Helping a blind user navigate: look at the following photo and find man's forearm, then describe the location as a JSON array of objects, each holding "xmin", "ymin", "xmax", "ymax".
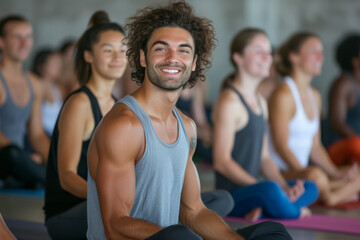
[
  {"xmin": 184, "ymin": 207, "xmax": 244, "ymax": 240},
  {"xmin": 104, "ymin": 216, "xmax": 162, "ymax": 240}
]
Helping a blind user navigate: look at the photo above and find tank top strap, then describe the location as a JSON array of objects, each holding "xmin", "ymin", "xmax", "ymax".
[
  {"xmin": 24, "ymin": 73, "xmax": 35, "ymax": 104},
  {"xmin": 173, "ymin": 106, "xmax": 189, "ymax": 141},
  {"xmin": 118, "ymin": 95, "xmax": 188, "ymax": 147},
  {"xmin": 284, "ymin": 76, "xmax": 303, "ymax": 108},
  {"xmin": 117, "ymin": 95, "xmax": 149, "ymax": 126},
  {"xmin": 285, "ymin": 76, "xmax": 318, "ymax": 120},
  {"xmin": 0, "ymin": 70, "xmax": 10, "ymax": 92},
  {"xmin": 0, "ymin": 70, "xmax": 34, "ymax": 108},
  {"xmin": 79, "ymin": 86, "xmax": 103, "ymax": 124},
  {"xmin": 226, "ymin": 86, "xmax": 263, "ymax": 116}
]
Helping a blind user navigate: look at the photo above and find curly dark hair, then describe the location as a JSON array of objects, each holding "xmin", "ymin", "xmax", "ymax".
[
  {"xmin": 335, "ymin": 33, "xmax": 360, "ymax": 72},
  {"xmin": 125, "ymin": 1, "xmax": 217, "ymax": 88}
]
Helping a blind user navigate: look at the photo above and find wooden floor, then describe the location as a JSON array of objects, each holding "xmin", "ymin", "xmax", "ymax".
[{"xmin": 0, "ymin": 163, "xmax": 359, "ymax": 240}]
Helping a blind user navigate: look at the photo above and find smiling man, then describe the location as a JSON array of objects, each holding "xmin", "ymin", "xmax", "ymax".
[{"xmin": 86, "ymin": 1, "xmax": 292, "ymax": 240}]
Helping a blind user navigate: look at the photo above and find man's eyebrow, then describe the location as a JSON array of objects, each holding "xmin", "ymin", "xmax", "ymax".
[
  {"xmin": 179, "ymin": 43, "xmax": 193, "ymax": 50},
  {"xmin": 151, "ymin": 41, "xmax": 169, "ymax": 48},
  {"xmin": 151, "ymin": 41, "xmax": 193, "ymax": 50}
]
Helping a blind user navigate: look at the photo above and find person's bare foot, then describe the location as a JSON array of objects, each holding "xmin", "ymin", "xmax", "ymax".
[
  {"xmin": 300, "ymin": 207, "xmax": 312, "ymax": 218},
  {"xmin": 342, "ymin": 193, "xmax": 359, "ymax": 203},
  {"xmin": 244, "ymin": 207, "xmax": 262, "ymax": 222}
]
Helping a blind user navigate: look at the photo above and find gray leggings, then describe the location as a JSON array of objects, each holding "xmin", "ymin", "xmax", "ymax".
[
  {"xmin": 201, "ymin": 189, "xmax": 234, "ymax": 217},
  {"xmin": 45, "ymin": 201, "xmax": 87, "ymax": 240}
]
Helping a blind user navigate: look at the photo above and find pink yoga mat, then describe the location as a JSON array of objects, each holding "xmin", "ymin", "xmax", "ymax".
[
  {"xmin": 312, "ymin": 200, "xmax": 360, "ymax": 210},
  {"xmin": 225, "ymin": 214, "xmax": 360, "ymax": 235}
]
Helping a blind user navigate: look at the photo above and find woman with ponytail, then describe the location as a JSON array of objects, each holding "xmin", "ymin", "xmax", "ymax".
[
  {"xmin": 268, "ymin": 32, "xmax": 360, "ymax": 206},
  {"xmin": 212, "ymin": 28, "xmax": 318, "ymax": 221},
  {"xmin": 44, "ymin": 10, "xmax": 127, "ymax": 239}
]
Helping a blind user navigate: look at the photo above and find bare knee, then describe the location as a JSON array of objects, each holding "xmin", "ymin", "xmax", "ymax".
[{"xmin": 303, "ymin": 167, "xmax": 329, "ymax": 192}]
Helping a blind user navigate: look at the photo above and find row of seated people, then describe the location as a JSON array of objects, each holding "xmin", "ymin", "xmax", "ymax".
[{"xmin": 1, "ymin": 4, "xmax": 360, "ymax": 239}]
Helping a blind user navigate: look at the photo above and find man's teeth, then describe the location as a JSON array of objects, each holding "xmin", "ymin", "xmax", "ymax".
[{"xmin": 162, "ymin": 69, "xmax": 179, "ymax": 73}]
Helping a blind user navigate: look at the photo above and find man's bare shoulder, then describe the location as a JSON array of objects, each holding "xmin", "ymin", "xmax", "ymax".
[{"xmin": 96, "ymin": 102, "xmax": 144, "ymax": 144}]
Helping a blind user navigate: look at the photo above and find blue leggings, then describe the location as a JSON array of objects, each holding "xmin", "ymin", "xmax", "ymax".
[{"xmin": 229, "ymin": 180, "xmax": 319, "ymax": 219}]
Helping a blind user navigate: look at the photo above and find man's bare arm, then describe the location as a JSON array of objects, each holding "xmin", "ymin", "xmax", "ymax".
[
  {"xmin": 179, "ymin": 118, "xmax": 244, "ymax": 240},
  {"xmin": 92, "ymin": 108, "xmax": 162, "ymax": 240}
]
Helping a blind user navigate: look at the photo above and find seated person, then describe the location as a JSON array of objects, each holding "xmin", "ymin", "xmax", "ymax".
[
  {"xmin": 44, "ymin": 11, "xmax": 128, "ymax": 240},
  {"xmin": 31, "ymin": 48, "xmax": 63, "ymax": 136},
  {"xmin": 177, "ymin": 82, "xmax": 213, "ymax": 163},
  {"xmin": 86, "ymin": 2, "xmax": 292, "ymax": 240},
  {"xmin": 268, "ymin": 31, "xmax": 360, "ymax": 206},
  {"xmin": 0, "ymin": 15, "xmax": 48, "ymax": 188},
  {"xmin": 58, "ymin": 39, "xmax": 79, "ymax": 99},
  {"xmin": 326, "ymin": 34, "xmax": 360, "ymax": 166},
  {"xmin": 213, "ymin": 28, "xmax": 318, "ymax": 221}
]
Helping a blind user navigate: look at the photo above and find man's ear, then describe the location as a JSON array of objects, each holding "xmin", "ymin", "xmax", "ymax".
[
  {"xmin": 191, "ymin": 54, "xmax": 198, "ymax": 71},
  {"xmin": 140, "ymin": 49, "xmax": 146, "ymax": 68},
  {"xmin": 84, "ymin": 50, "xmax": 93, "ymax": 63}
]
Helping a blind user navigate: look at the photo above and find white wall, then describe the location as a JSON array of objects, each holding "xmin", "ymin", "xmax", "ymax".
[{"xmin": 1, "ymin": 0, "xmax": 360, "ymax": 111}]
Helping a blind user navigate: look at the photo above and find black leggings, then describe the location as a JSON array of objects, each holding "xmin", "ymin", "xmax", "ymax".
[
  {"xmin": 0, "ymin": 144, "xmax": 45, "ymax": 188},
  {"xmin": 146, "ymin": 221, "xmax": 291, "ymax": 240}
]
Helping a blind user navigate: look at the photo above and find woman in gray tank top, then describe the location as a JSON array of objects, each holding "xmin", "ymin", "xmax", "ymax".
[{"xmin": 213, "ymin": 28, "xmax": 319, "ymax": 221}]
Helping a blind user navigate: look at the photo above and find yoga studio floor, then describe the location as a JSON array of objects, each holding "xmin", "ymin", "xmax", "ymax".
[{"xmin": 1, "ymin": 163, "xmax": 359, "ymax": 240}]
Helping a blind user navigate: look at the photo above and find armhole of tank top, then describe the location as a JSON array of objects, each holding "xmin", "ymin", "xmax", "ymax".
[
  {"xmin": 173, "ymin": 107, "xmax": 189, "ymax": 149},
  {"xmin": 227, "ymin": 86, "xmax": 252, "ymax": 114},
  {"xmin": 0, "ymin": 70, "xmax": 8, "ymax": 90},
  {"xmin": 118, "ymin": 98, "xmax": 149, "ymax": 167},
  {"xmin": 24, "ymin": 73, "xmax": 35, "ymax": 102},
  {"xmin": 255, "ymin": 93, "xmax": 265, "ymax": 116},
  {"xmin": 307, "ymin": 87, "xmax": 319, "ymax": 120},
  {"xmin": 82, "ymin": 87, "xmax": 103, "ymax": 124},
  {"xmin": 285, "ymin": 79, "xmax": 302, "ymax": 115}
]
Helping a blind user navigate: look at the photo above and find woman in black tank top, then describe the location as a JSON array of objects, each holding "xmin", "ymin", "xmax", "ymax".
[
  {"xmin": 212, "ymin": 28, "xmax": 319, "ymax": 221},
  {"xmin": 44, "ymin": 11, "xmax": 128, "ymax": 240}
]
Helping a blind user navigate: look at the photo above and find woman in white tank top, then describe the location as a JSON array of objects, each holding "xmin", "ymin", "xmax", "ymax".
[{"xmin": 268, "ymin": 32, "xmax": 360, "ymax": 206}]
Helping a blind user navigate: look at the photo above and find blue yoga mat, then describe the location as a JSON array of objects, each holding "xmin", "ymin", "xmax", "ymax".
[
  {"xmin": 4, "ymin": 218, "xmax": 51, "ymax": 240},
  {"xmin": 0, "ymin": 188, "xmax": 44, "ymax": 198}
]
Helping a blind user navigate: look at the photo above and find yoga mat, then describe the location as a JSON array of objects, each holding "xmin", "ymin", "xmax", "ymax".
[
  {"xmin": 312, "ymin": 200, "xmax": 360, "ymax": 210},
  {"xmin": 4, "ymin": 218, "xmax": 51, "ymax": 240},
  {"xmin": 0, "ymin": 188, "xmax": 44, "ymax": 198},
  {"xmin": 225, "ymin": 214, "xmax": 360, "ymax": 235}
]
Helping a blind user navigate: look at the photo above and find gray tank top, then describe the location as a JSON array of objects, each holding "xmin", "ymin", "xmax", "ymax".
[
  {"xmin": 0, "ymin": 70, "xmax": 34, "ymax": 148},
  {"xmin": 216, "ymin": 87, "xmax": 266, "ymax": 192},
  {"xmin": 87, "ymin": 95, "xmax": 189, "ymax": 239}
]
